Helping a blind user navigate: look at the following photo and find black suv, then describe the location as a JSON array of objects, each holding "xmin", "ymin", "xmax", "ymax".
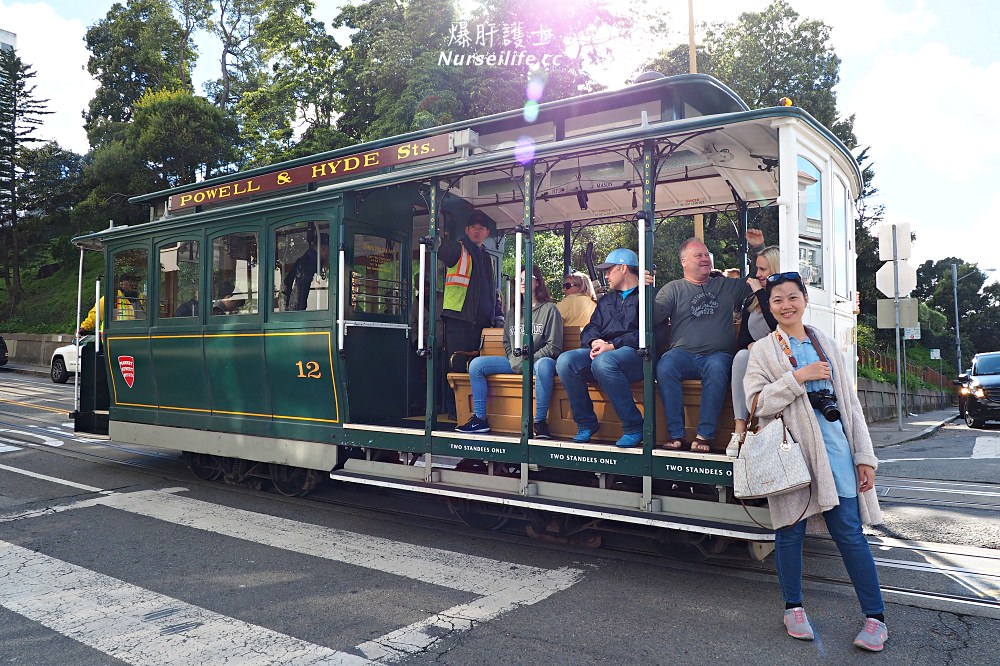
[{"xmin": 964, "ymin": 351, "xmax": 1000, "ymax": 428}]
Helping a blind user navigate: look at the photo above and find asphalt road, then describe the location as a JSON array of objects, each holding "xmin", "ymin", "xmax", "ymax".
[{"xmin": 1, "ymin": 372, "xmax": 999, "ymax": 665}]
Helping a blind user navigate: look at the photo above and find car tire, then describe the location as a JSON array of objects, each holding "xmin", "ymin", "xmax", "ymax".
[
  {"xmin": 51, "ymin": 357, "xmax": 70, "ymax": 384},
  {"xmin": 965, "ymin": 409, "xmax": 984, "ymax": 429}
]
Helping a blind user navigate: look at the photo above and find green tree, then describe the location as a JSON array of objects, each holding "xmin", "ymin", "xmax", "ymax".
[
  {"xmin": 85, "ymin": 0, "xmax": 192, "ymax": 146},
  {"xmin": 129, "ymin": 88, "xmax": 238, "ymax": 186},
  {"xmin": 0, "ymin": 49, "xmax": 51, "ymax": 305},
  {"xmin": 14, "ymin": 141, "xmax": 84, "ymax": 267}
]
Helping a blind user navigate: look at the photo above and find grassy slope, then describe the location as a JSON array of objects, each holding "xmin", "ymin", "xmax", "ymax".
[{"xmin": 0, "ymin": 252, "xmax": 104, "ymax": 334}]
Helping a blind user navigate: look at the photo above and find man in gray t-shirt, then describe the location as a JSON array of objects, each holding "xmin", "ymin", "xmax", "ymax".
[{"xmin": 653, "ymin": 237, "xmax": 751, "ymax": 452}]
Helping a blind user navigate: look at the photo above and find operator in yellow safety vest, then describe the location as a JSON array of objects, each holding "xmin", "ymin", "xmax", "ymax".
[
  {"xmin": 438, "ymin": 212, "xmax": 497, "ymax": 378},
  {"xmin": 78, "ymin": 273, "xmax": 146, "ymax": 335}
]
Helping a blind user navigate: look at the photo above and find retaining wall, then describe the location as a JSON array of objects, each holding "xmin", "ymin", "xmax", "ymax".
[{"xmin": 2, "ymin": 333, "xmax": 77, "ymax": 368}]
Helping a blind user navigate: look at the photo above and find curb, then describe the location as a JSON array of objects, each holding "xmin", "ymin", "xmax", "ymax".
[
  {"xmin": 872, "ymin": 413, "xmax": 959, "ymax": 448},
  {"xmin": 0, "ymin": 365, "xmax": 51, "ymax": 379}
]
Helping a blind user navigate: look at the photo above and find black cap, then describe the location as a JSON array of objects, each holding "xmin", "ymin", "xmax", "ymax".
[
  {"xmin": 467, "ymin": 211, "xmax": 496, "ymax": 234},
  {"xmin": 120, "ymin": 272, "xmax": 139, "ymax": 282}
]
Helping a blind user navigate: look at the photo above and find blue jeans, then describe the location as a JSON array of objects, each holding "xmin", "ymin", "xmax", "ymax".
[
  {"xmin": 655, "ymin": 347, "xmax": 733, "ymax": 440},
  {"xmin": 774, "ymin": 496, "xmax": 884, "ymax": 616},
  {"xmin": 468, "ymin": 355, "xmax": 555, "ymax": 422},
  {"xmin": 556, "ymin": 347, "xmax": 644, "ymax": 433}
]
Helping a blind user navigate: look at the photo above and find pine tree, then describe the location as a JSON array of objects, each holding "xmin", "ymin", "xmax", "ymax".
[{"xmin": 0, "ymin": 48, "xmax": 51, "ymax": 305}]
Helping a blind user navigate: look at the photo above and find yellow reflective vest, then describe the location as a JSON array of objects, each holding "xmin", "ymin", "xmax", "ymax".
[{"xmin": 442, "ymin": 244, "xmax": 473, "ymax": 312}]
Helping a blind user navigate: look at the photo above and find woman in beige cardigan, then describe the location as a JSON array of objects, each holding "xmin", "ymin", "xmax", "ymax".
[{"xmin": 744, "ymin": 272, "xmax": 887, "ymax": 652}]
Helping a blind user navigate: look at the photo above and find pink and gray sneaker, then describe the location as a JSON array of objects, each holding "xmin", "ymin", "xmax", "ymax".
[
  {"xmin": 783, "ymin": 607, "xmax": 815, "ymax": 640},
  {"xmin": 853, "ymin": 617, "xmax": 888, "ymax": 651}
]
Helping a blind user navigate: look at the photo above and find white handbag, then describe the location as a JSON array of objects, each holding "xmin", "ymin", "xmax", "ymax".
[{"xmin": 732, "ymin": 395, "xmax": 811, "ymax": 500}]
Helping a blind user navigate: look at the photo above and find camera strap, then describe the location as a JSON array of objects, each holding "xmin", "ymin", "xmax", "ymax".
[{"xmin": 774, "ymin": 327, "xmax": 829, "ymax": 369}]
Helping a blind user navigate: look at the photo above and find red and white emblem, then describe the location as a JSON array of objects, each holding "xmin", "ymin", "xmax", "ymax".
[{"xmin": 118, "ymin": 355, "xmax": 135, "ymax": 388}]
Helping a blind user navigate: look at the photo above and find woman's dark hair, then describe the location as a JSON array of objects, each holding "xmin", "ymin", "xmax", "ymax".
[{"xmin": 525, "ymin": 265, "xmax": 552, "ymax": 303}]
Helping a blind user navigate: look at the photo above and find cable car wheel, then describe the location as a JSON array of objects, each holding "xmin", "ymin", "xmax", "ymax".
[
  {"xmin": 447, "ymin": 498, "xmax": 515, "ymax": 531},
  {"xmin": 184, "ymin": 451, "xmax": 223, "ymax": 481},
  {"xmin": 270, "ymin": 464, "xmax": 320, "ymax": 497}
]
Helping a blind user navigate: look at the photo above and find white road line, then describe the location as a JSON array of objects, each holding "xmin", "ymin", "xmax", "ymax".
[
  {"xmin": 972, "ymin": 437, "xmax": 1000, "ymax": 459},
  {"xmin": 0, "ymin": 427, "xmax": 62, "ymax": 447},
  {"xmin": 0, "ymin": 443, "xmax": 20, "ymax": 453},
  {"xmin": 98, "ymin": 490, "xmax": 567, "ymax": 596},
  {"xmin": 0, "ymin": 462, "xmax": 108, "ymax": 493},
  {"xmin": 0, "ymin": 540, "xmax": 372, "ymax": 666}
]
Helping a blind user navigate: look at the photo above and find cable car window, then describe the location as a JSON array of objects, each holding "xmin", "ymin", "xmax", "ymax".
[
  {"xmin": 211, "ymin": 232, "xmax": 258, "ymax": 316},
  {"xmin": 797, "ymin": 156, "xmax": 823, "ymax": 288},
  {"xmin": 159, "ymin": 241, "xmax": 201, "ymax": 318},
  {"xmin": 273, "ymin": 222, "xmax": 330, "ymax": 312},
  {"xmin": 111, "ymin": 249, "xmax": 148, "ymax": 322},
  {"xmin": 833, "ymin": 176, "xmax": 849, "ymax": 298},
  {"xmin": 352, "ymin": 234, "xmax": 403, "ymax": 316}
]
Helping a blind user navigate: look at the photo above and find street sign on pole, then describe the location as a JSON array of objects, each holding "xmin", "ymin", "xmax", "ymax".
[
  {"xmin": 930, "ymin": 349, "xmax": 941, "ymax": 360},
  {"xmin": 903, "ymin": 326, "xmax": 921, "ymax": 340},
  {"xmin": 877, "ymin": 297, "xmax": 918, "ymax": 328},
  {"xmin": 879, "ymin": 222, "xmax": 911, "ymax": 260},
  {"xmin": 876, "ymin": 260, "xmax": 917, "ymax": 297}
]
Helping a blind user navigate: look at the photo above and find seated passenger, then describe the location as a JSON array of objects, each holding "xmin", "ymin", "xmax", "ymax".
[
  {"xmin": 212, "ymin": 282, "xmax": 246, "ymax": 315},
  {"xmin": 556, "ymin": 249, "xmax": 643, "ymax": 448},
  {"xmin": 653, "ymin": 237, "xmax": 752, "ymax": 453},
  {"xmin": 729, "ymin": 235, "xmax": 779, "ymax": 455},
  {"xmin": 175, "ymin": 295, "xmax": 199, "ymax": 317},
  {"xmin": 556, "ymin": 271, "xmax": 597, "ymax": 328},
  {"xmin": 456, "ymin": 266, "xmax": 562, "ymax": 439},
  {"xmin": 283, "ymin": 232, "xmax": 329, "ymax": 311}
]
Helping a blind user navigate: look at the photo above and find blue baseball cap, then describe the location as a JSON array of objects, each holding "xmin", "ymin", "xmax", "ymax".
[{"xmin": 595, "ymin": 248, "xmax": 639, "ymax": 270}]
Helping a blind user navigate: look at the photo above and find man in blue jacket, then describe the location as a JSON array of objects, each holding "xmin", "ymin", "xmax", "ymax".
[{"xmin": 556, "ymin": 248, "xmax": 643, "ymax": 448}]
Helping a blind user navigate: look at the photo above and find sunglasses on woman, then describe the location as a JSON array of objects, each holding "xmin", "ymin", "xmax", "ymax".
[
  {"xmin": 766, "ymin": 271, "xmax": 803, "ymax": 284},
  {"xmin": 563, "ymin": 282, "xmax": 577, "ymax": 289}
]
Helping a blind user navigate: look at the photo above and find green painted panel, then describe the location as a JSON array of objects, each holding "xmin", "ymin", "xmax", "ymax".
[
  {"xmin": 652, "ymin": 455, "xmax": 734, "ymax": 486},
  {"xmin": 265, "ymin": 331, "xmax": 340, "ymax": 424},
  {"xmin": 343, "ymin": 428, "xmax": 425, "ymax": 452},
  {"xmin": 204, "ymin": 334, "xmax": 271, "ymax": 417},
  {"xmin": 344, "ymin": 327, "xmax": 409, "ymax": 423},
  {"xmin": 432, "ymin": 438, "xmax": 523, "ymax": 463},
  {"xmin": 528, "ymin": 446, "xmax": 647, "ymax": 476},
  {"xmin": 104, "ymin": 336, "xmax": 157, "ymax": 411},
  {"xmin": 150, "ymin": 335, "xmax": 210, "ymax": 409}
]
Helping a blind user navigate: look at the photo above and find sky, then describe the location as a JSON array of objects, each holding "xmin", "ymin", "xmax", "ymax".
[{"xmin": 1, "ymin": 0, "xmax": 998, "ymax": 286}]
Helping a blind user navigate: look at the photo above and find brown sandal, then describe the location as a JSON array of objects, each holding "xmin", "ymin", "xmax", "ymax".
[
  {"xmin": 690, "ymin": 437, "xmax": 712, "ymax": 453},
  {"xmin": 659, "ymin": 438, "xmax": 686, "ymax": 450}
]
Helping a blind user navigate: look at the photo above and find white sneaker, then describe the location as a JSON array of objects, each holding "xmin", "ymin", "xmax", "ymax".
[
  {"xmin": 853, "ymin": 618, "xmax": 888, "ymax": 651},
  {"xmin": 726, "ymin": 432, "xmax": 743, "ymax": 457}
]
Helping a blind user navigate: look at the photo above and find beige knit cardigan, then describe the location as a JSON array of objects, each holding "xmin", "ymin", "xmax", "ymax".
[{"xmin": 744, "ymin": 325, "xmax": 882, "ymax": 530}]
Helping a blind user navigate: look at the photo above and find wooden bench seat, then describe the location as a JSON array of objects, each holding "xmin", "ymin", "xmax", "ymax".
[{"xmin": 447, "ymin": 328, "xmax": 735, "ymax": 451}]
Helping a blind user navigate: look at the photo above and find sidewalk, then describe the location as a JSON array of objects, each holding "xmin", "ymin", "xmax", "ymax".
[
  {"xmin": 867, "ymin": 408, "xmax": 958, "ymax": 448},
  {"xmin": 0, "ymin": 361, "xmax": 51, "ymax": 379}
]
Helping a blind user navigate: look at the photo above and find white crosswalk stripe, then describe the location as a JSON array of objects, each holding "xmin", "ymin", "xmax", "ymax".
[
  {"xmin": 972, "ymin": 437, "xmax": 1000, "ymax": 459},
  {"xmin": 0, "ymin": 468, "xmax": 584, "ymax": 665},
  {"xmin": 0, "ymin": 540, "xmax": 372, "ymax": 666}
]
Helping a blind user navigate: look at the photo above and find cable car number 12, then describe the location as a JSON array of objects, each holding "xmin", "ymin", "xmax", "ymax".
[{"xmin": 295, "ymin": 361, "xmax": 322, "ymax": 379}]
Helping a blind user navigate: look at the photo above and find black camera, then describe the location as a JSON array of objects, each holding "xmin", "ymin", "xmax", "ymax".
[{"xmin": 808, "ymin": 389, "xmax": 841, "ymax": 422}]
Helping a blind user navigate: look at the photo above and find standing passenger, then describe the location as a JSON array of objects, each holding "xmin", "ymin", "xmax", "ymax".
[
  {"xmin": 556, "ymin": 271, "xmax": 597, "ymax": 328},
  {"xmin": 556, "ymin": 249, "xmax": 643, "ymax": 448},
  {"xmin": 457, "ymin": 266, "xmax": 562, "ymax": 438},
  {"xmin": 728, "ymin": 238, "xmax": 780, "ymax": 455},
  {"xmin": 653, "ymin": 238, "xmax": 752, "ymax": 452},
  {"xmin": 284, "ymin": 233, "xmax": 329, "ymax": 311},
  {"xmin": 439, "ymin": 212, "xmax": 496, "ymax": 375},
  {"xmin": 744, "ymin": 271, "xmax": 887, "ymax": 652}
]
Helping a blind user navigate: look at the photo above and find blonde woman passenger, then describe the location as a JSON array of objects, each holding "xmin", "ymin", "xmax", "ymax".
[
  {"xmin": 727, "ymin": 242, "xmax": 781, "ymax": 455},
  {"xmin": 744, "ymin": 272, "xmax": 886, "ymax": 652},
  {"xmin": 557, "ymin": 271, "xmax": 597, "ymax": 328}
]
